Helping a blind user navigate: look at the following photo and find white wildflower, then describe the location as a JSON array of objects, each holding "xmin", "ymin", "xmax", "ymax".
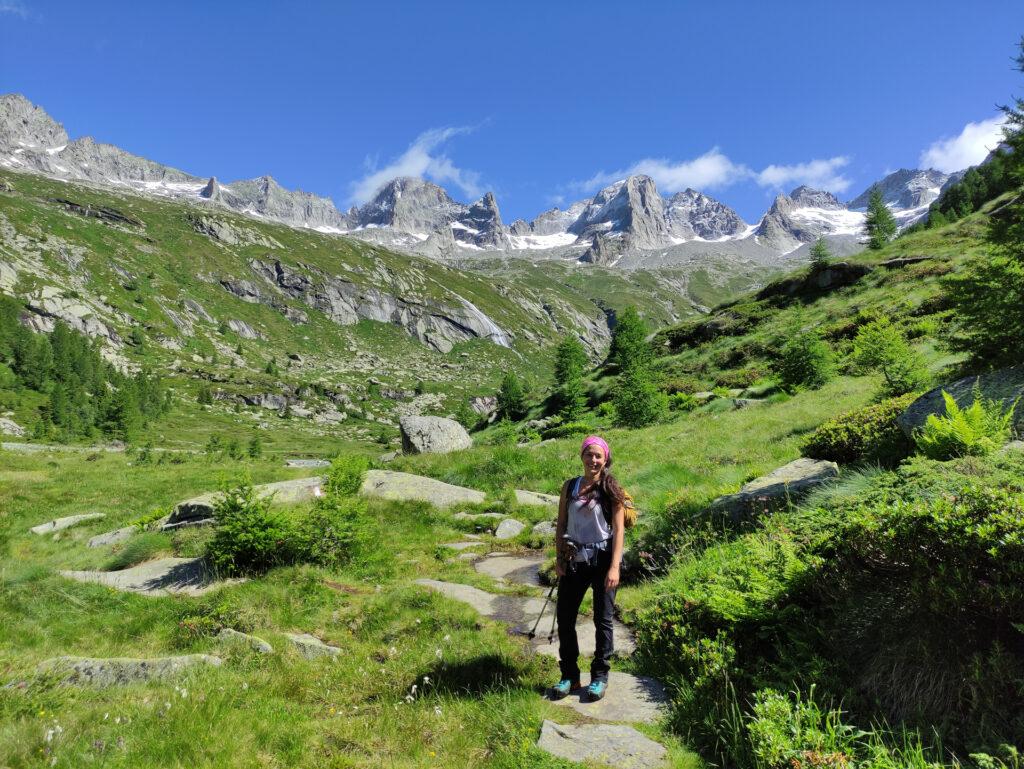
[
  {"xmin": 422, "ymin": 676, "xmax": 431, "ymax": 685},
  {"xmin": 434, "ymin": 706, "xmax": 442, "ymax": 716},
  {"xmin": 435, "ymin": 648, "xmax": 443, "ymax": 659},
  {"xmin": 410, "ymin": 684, "xmax": 417, "ymax": 696}
]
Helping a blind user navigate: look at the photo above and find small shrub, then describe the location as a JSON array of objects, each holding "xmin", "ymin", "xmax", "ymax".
[
  {"xmin": 485, "ymin": 420, "xmax": 518, "ymax": 446},
  {"xmin": 297, "ymin": 495, "xmax": 367, "ymax": 568},
  {"xmin": 802, "ymin": 394, "xmax": 916, "ymax": 466},
  {"xmin": 596, "ymin": 401, "xmax": 618, "ymax": 421},
  {"xmin": 324, "ymin": 454, "xmax": 370, "ymax": 497},
  {"xmin": 247, "ymin": 434, "xmax": 262, "ymax": 459},
  {"xmin": 669, "ymin": 392, "xmax": 698, "ymax": 412},
  {"xmin": 661, "ymin": 375, "xmax": 704, "ymax": 395},
  {"xmin": 540, "ymin": 421, "xmax": 592, "ymax": 440},
  {"xmin": 852, "ymin": 319, "xmax": 929, "ymax": 398},
  {"xmin": 914, "ymin": 389, "xmax": 1018, "ymax": 460},
  {"xmin": 774, "ymin": 332, "xmax": 835, "ymax": 393},
  {"xmin": 206, "ymin": 478, "xmax": 297, "ymax": 576}
]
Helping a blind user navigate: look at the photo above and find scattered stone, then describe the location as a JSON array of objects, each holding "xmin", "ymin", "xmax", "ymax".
[
  {"xmin": 474, "ymin": 553, "xmax": 544, "ymax": 586},
  {"xmin": 378, "ymin": 451, "xmax": 398, "ymax": 463},
  {"xmin": 284, "ymin": 632, "xmax": 340, "ymax": 659},
  {"xmin": 457, "ymin": 552, "xmax": 481, "ymax": 561},
  {"xmin": 536, "ymin": 720, "xmax": 667, "ymax": 769},
  {"xmin": 441, "ymin": 541, "xmax": 485, "ymax": 551},
  {"xmin": 30, "ymin": 513, "xmax": 105, "ymax": 535},
  {"xmin": 549, "ymin": 671, "xmax": 669, "ymax": 724},
  {"xmin": 60, "ymin": 557, "xmax": 239, "ymax": 596},
  {"xmin": 216, "ymin": 628, "xmax": 273, "ymax": 655},
  {"xmin": 880, "ymin": 255, "xmax": 934, "ymax": 269},
  {"xmin": 87, "ymin": 526, "xmax": 138, "ymax": 548},
  {"xmin": 898, "ymin": 364, "xmax": 1024, "ymax": 437},
  {"xmin": 399, "ymin": 415, "xmax": 473, "ymax": 454},
  {"xmin": 514, "ymin": 489, "xmax": 559, "ymax": 508},
  {"xmin": 532, "ymin": 520, "xmax": 557, "ymax": 538},
  {"xmin": 284, "ymin": 458, "xmax": 330, "ymax": 468},
  {"xmin": 36, "ymin": 655, "xmax": 222, "ymax": 687},
  {"xmin": 0, "ymin": 417, "xmax": 25, "ymax": 437},
  {"xmin": 453, "ymin": 511, "xmax": 506, "ymax": 522},
  {"xmin": 360, "ymin": 469, "xmax": 485, "ymax": 507},
  {"xmin": 162, "ymin": 518, "xmax": 216, "ymax": 531},
  {"xmin": 494, "ymin": 518, "xmax": 527, "ymax": 540},
  {"xmin": 710, "ymin": 458, "xmax": 839, "ymax": 521},
  {"xmin": 166, "ymin": 476, "xmax": 324, "ymax": 527}
]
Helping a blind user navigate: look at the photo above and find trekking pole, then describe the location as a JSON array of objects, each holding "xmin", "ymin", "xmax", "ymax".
[
  {"xmin": 546, "ymin": 593, "xmax": 559, "ymax": 644},
  {"xmin": 527, "ymin": 578, "xmax": 559, "ymax": 640}
]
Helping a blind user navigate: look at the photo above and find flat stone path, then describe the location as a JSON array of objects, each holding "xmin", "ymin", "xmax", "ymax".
[
  {"xmin": 550, "ymin": 671, "xmax": 668, "ymax": 724},
  {"xmin": 537, "ymin": 720, "xmax": 667, "ymax": 768},
  {"xmin": 474, "ymin": 553, "xmax": 546, "ymax": 586},
  {"xmin": 60, "ymin": 557, "xmax": 241, "ymax": 596},
  {"xmin": 30, "ymin": 513, "xmax": 105, "ymax": 535},
  {"xmin": 441, "ymin": 541, "xmax": 485, "ymax": 551}
]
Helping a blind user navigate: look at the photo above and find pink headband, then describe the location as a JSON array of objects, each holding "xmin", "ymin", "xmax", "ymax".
[{"xmin": 580, "ymin": 435, "xmax": 610, "ymax": 460}]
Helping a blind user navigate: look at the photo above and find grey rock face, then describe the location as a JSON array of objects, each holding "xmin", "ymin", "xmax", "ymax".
[
  {"xmin": 532, "ymin": 520, "xmax": 557, "ymax": 537},
  {"xmin": 36, "ymin": 655, "xmax": 222, "ymax": 687},
  {"xmin": 360, "ymin": 469, "xmax": 485, "ymax": 507},
  {"xmin": 452, "ymin": 192, "xmax": 511, "ymax": 248},
  {"xmin": 508, "ymin": 218, "xmax": 531, "ymax": 236},
  {"xmin": 536, "ymin": 720, "xmax": 668, "ymax": 768},
  {"xmin": 0, "ymin": 93, "xmax": 69, "ymax": 150},
  {"xmin": 59, "ymin": 557, "xmax": 233, "ymax": 596},
  {"xmin": 217, "ymin": 628, "xmax": 273, "ymax": 655},
  {"xmin": 31, "ymin": 512, "xmax": 105, "ymax": 535},
  {"xmin": 578, "ymin": 233, "xmax": 624, "ymax": 265},
  {"xmin": 898, "ymin": 365, "xmax": 1024, "ymax": 438},
  {"xmin": 189, "ymin": 214, "xmax": 282, "ymax": 248},
  {"xmin": 493, "ymin": 518, "xmax": 526, "ymax": 540},
  {"xmin": 220, "ymin": 175, "xmax": 349, "ymax": 231},
  {"xmin": 200, "ymin": 176, "xmax": 221, "ymax": 201},
  {"xmin": 0, "ymin": 416, "xmax": 25, "ymax": 436},
  {"xmin": 790, "ymin": 185, "xmax": 843, "ymax": 209},
  {"xmin": 87, "ymin": 526, "xmax": 139, "ymax": 548},
  {"xmin": 530, "ymin": 201, "xmax": 589, "ymax": 235},
  {"xmin": 710, "ymin": 458, "xmax": 839, "ymax": 520},
  {"xmin": 399, "ymin": 415, "xmax": 472, "ymax": 454},
  {"xmin": 848, "ymin": 169, "xmax": 949, "ymax": 210},
  {"xmin": 513, "ymin": 489, "xmax": 559, "ymax": 508},
  {"xmin": 664, "ymin": 188, "xmax": 747, "ymax": 240},
  {"xmin": 354, "ymin": 176, "xmax": 463, "ymax": 234},
  {"xmin": 284, "ymin": 632, "xmax": 340, "ymax": 659},
  {"xmin": 570, "ymin": 175, "xmax": 671, "ymax": 250}
]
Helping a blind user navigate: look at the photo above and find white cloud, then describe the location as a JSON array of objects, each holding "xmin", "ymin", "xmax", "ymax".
[
  {"xmin": 919, "ymin": 115, "xmax": 1007, "ymax": 173},
  {"xmin": 0, "ymin": 1, "xmax": 29, "ymax": 17},
  {"xmin": 755, "ymin": 156, "xmax": 852, "ymax": 193},
  {"xmin": 348, "ymin": 127, "xmax": 483, "ymax": 205},
  {"xmin": 577, "ymin": 147, "xmax": 751, "ymax": 194}
]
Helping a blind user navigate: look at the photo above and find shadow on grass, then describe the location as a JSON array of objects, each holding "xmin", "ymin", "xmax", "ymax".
[{"xmin": 415, "ymin": 654, "xmax": 528, "ymax": 697}]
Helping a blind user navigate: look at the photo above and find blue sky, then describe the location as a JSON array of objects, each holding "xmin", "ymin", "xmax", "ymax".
[{"xmin": 1, "ymin": 1, "xmax": 1021, "ymax": 223}]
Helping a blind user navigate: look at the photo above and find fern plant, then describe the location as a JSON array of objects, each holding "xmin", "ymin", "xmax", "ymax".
[{"xmin": 914, "ymin": 387, "xmax": 1018, "ymax": 460}]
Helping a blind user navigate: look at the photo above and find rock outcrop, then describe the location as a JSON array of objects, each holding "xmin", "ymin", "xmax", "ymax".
[
  {"xmin": 36, "ymin": 655, "xmax": 222, "ymax": 687},
  {"xmin": 361, "ymin": 469, "xmax": 485, "ymax": 507},
  {"xmin": 536, "ymin": 721, "xmax": 668, "ymax": 769},
  {"xmin": 898, "ymin": 365, "xmax": 1024, "ymax": 438},
  {"xmin": 664, "ymin": 188, "xmax": 747, "ymax": 241},
  {"xmin": 569, "ymin": 175, "xmax": 672, "ymax": 250},
  {"xmin": 399, "ymin": 415, "xmax": 472, "ymax": 454},
  {"xmin": 710, "ymin": 458, "xmax": 839, "ymax": 520}
]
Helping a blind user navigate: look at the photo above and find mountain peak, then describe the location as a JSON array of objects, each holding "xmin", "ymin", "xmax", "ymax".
[{"xmin": 789, "ymin": 186, "xmax": 843, "ymax": 209}]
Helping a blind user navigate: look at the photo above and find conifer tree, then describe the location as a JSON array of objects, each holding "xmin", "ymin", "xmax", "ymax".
[
  {"xmin": 496, "ymin": 371, "xmax": 527, "ymax": 421},
  {"xmin": 553, "ymin": 335, "xmax": 588, "ymax": 420},
  {"xmin": 608, "ymin": 306, "xmax": 652, "ymax": 370},
  {"xmin": 865, "ymin": 187, "xmax": 897, "ymax": 249},
  {"xmin": 809, "ymin": 237, "xmax": 832, "ymax": 270}
]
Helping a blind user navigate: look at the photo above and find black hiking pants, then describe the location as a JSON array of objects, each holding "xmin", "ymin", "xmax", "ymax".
[{"xmin": 556, "ymin": 548, "xmax": 615, "ymax": 683}]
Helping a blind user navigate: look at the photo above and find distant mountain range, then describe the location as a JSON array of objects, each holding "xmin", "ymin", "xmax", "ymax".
[{"xmin": 0, "ymin": 93, "xmax": 965, "ymax": 268}]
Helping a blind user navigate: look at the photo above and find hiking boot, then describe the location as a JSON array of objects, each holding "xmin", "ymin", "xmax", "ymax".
[
  {"xmin": 549, "ymin": 678, "xmax": 580, "ymax": 699},
  {"xmin": 586, "ymin": 680, "xmax": 608, "ymax": 701}
]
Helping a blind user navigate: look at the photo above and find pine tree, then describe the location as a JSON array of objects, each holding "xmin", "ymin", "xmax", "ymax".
[
  {"xmin": 496, "ymin": 371, "xmax": 527, "ymax": 421},
  {"xmin": 247, "ymin": 434, "xmax": 263, "ymax": 459},
  {"xmin": 864, "ymin": 187, "xmax": 897, "ymax": 249},
  {"xmin": 553, "ymin": 335, "xmax": 588, "ymax": 420},
  {"xmin": 614, "ymin": 364, "xmax": 667, "ymax": 428},
  {"xmin": 608, "ymin": 306, "xmax": 651, "ymax": 370},
  {"xmin": 809, "ymin": 237, "xmax": 832, "ymax": 270}
]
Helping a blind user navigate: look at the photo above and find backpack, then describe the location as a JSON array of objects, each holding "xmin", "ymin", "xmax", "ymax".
[{"xmin": 570, "ymin": 476, "xmax": 638, "ymax": 529}]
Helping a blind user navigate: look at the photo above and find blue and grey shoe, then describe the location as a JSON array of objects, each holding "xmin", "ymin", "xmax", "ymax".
[
  {"xmin": 549, "ymin": 678, "xmax": 580, "ymax": 699},
  {"xmin": 586, "ymin": 680, "xmax": 608, "ymax": 701}
]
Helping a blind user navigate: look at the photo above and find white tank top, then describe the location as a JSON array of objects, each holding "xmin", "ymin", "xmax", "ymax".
[{"xmin": 566, "ymin": 476, "xmax": 612, "ymax": 546}]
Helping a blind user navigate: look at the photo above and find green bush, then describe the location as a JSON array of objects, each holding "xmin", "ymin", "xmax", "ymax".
[
  {"xmin": 669, "ymin": 392, "xmax": 698, "ymax": 412},
  {"xmin": 852, "ymin": 319, "xmax": 929, "ymax": 398},
  {"xmin": 206, "ymin": 479, "xmax": 297, "ymax": 576},
  {"xmin": 297, "ymin": 495, "xmax": 368, "ymax": 568},
  {"xmin": 914, "ymin": 390, "xmax": 1018, "ymax": 460},
  {"xmin": 802, "ymin": 394, "xmax": 916, "ymax": 466},
  {"xmin": 774, "ymin": 332, "xmax": 835, "ymax": 393},
  {"xmin": 540, "ymin": 421, "xmax": 592, "ymax": 440},
  {"xmin": 484, "ymin": 419, "xmax": 518, "ymax": 446},
  {"xmin": 325, "ymin": 453, "xmax": 370, "ymax": 496},
  {"xmin": 614, "ymin": 365, "xmax": 668, "ymax": 428}
]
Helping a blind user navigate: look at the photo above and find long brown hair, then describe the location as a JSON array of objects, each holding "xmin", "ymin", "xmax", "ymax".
[{"xmin": 598, "ymin": 457, "xmax": 626, "ymax": 509}]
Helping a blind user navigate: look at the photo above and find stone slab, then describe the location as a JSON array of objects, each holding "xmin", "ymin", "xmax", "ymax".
[
  {"xmin": 87, "ymin": 525, "xmax": 139, "ymax": 548},
  {"xmin": 532, "ymin": 520, "xmax": 557, "ymax": 538},
  {"xmin": 474, "ymin": 553, "xmax": 545, "ymax": 586},
  {"xmin": 899, "ymin": 364, "xmax": 1024, "ymax": 437},
  {"xmin": 216, "ymin": 628, "xmax": 273, "ymax": 654},
  {"xmin": 514, "ymin": 489, "xmax": 559, "ymax": 508},
  {"xmin": 550, "ymin": 671, "xmax": 668, "ymax": 724},
  {"xmin": 37, "ymin": 655, "xmax": 222, "ymax": 687},
  {"xmin": 442, "ymin": 541, "xmax": 485, "ymax": 551},
  {"xmin": 285, "ymin": 458, "xmax": 331, "ymax": 468},
  {"xmin": 536, "ymin": 720, "xmax": 667, "ymax": 768},
  {"xmin": 284, "ymin": 632, "xmax": 340, "ymax": 659},
  {"xmin": 360, "ymin": 469, "xmax": 485, "ymax": 507},
  {"xmin": 494, "ymin": 518, "xmax": 526, "ymax": 540},
  {"xmin": 710, "ymin": 457, "xmax": 838, "ymax": 520},
  {"xmin": 31, "ymin": 513, "xmax": 105, "ymax": 535},
  {"xmin": 60, "ymin": 557, "xmax": 240, "ymax": 596}
]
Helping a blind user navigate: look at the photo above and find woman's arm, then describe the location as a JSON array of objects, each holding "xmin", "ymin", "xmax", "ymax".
[
  {"xmin": 606, "ymin": 502, "xmax": 625, "ymax": 590},
  {"xmin": 554, "ymin": 480, "xmax": 570, "ymax": 577}
]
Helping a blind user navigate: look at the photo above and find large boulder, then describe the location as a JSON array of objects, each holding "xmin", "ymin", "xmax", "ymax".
[
  {"xmin": 898, "ymin": 365, "xmax": 1024, "ymax": 438},
  {"xmin": 165, "ymin": 476, "xmax": 324, "ymax": 528},
  {"xmin": 710, "ymin": 458, "xmax": 839, "ymax": 521},
  {"xmin": 536, "ymin": 721, "xmax": 668, "ymax": 769},
  {"xmin": 360, "ymin": 469, "xmax": 484, "ymax": 507},
  {"xmin": 399, "ymin": 415, "xmax": 472, "ymax": 454}
]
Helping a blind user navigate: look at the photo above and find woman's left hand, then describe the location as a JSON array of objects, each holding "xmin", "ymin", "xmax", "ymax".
[{"xmin": 605, "ymin": 566, "xmax": 620, "ymax": 591}]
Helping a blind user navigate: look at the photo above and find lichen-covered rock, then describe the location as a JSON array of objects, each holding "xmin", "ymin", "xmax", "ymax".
[
  {"xmin": 216, "ymin": 628, "xmax": 273, "ymax": 655},
  {"xmin": 494, "ymin": 518, "xmax": 526, "ymax": 540},
  {"xmin": 898, "ymin": 365, "xmax": 1024, "ymax": 438},
  {"xmin": 166, "ymin": 476, "xmax": 324, "ymax": 527},
  {"xmin": 284, "ymin": 632, "xmax": 340, "ymax": 659},
  {"xmin": 0, "ymin": 417, "xmax": 25, "ymax": 436},
  {"xmin": 710, "ymin": 458, "xmax": 838, "ymax": 520},
  {"xmin": 87, "ymin": 525, "xmax": 138, "ymax": 548},
  {"xmin": 536, "ymin": 720, "xmax": 667, "ymax": 768},
  {"xmin": 30, "ymin": 513, "xmax": 105, "ymax": 535},
  {"xmin": 360, "ymin": 469, "xmax": 484, "ymax": 507},
  {"xmin": 36, "ymin": 655, "xmax": 222, "ymax": 687},
  {"xmin": 399, "ymin": 415, "xmax": 472, "ymax": 454}
]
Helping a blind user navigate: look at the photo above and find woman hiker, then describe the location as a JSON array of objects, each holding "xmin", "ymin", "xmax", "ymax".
[{"xmin": 549, "ymin": 434, "xmax": 626, "ymax": 702}]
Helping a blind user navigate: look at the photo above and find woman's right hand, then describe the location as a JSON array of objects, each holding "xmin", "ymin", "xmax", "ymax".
[{"xmin": 555, "ymin": 560, "xmax": 566, "ymax": 578}]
